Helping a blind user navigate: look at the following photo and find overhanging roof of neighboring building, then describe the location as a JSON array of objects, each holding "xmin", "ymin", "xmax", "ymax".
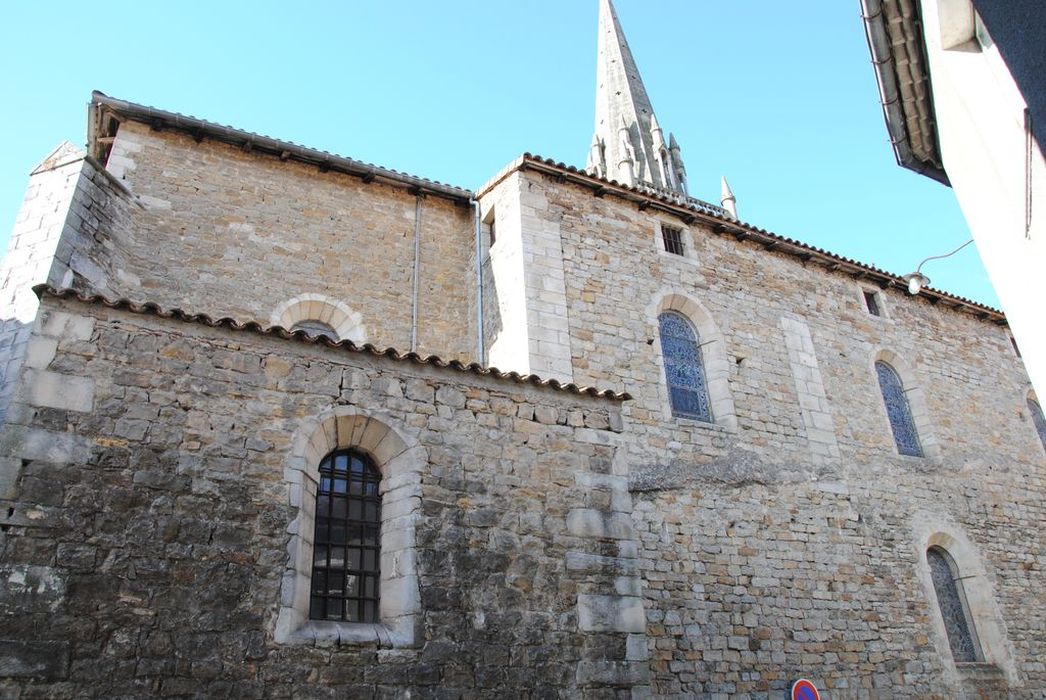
[
  {"xmin": 480, "ymin": 154, "xmax": 1005, "ymax": 324},
  {"xmin": 88, "ymin": 91, "xmax": 475, "ymax": 204},
  {"xmin": 860, "ymin": 0, "xmax": 949, "ymax": 185},
  {"xmin": 34, "ymin": 285, "xmax": 631, "ymax": 402}
]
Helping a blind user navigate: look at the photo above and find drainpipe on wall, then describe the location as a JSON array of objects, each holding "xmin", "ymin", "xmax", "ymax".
[
  {"xmin": 410, "ymin": 194, "xmax": 422, "ymax": 353},
  {"xmin": 471, "ymin": 198, "xmax": 485, "ymax": 365}
]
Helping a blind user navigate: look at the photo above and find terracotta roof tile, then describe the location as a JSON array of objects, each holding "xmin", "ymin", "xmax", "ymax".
[{"xmin": 34, "ymin": 285, "xmax": 631, "ymax": 402}]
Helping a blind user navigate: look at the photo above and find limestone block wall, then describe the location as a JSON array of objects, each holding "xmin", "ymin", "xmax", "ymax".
[
  {"xmin": 631, "ymin": 470, "xmax": 1045, "ymax": 697},
  {"xmin": 0, "ymin": 145, "xmax": 136, "ymax": 426},
  {"xmin": 0, "ymin": 294, "xmax": 641, "ymax": 698},
  {"xmin": 102, "ymin": 121, "xmax": 476, "ymax": 359},
  {"xmin": 483, "ymin": 170, "xmax": 574, "ymax": 381},
  {"xmin": 510, "ymin": 168, "xmax": 1038, "ymax": 472}
]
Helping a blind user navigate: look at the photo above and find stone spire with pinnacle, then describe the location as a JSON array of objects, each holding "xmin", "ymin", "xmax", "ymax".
[{"xmin": 585, "ymin": 0, "xmax": 689, "ymax": 195}]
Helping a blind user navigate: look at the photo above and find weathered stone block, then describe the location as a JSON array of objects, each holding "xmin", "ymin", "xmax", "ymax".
[{"xmin": 577, "ymin": 594, "xmax": 646, "ymax": 633}]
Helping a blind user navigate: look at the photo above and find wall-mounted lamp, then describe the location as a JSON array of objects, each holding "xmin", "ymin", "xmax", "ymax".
[
  {"xmin": 902, "ymin": 271, "xmax": 931, "ymax": 295},
  {"xmin": 902, "ymin": 238, "xmax": 975, "ymax": 295}
]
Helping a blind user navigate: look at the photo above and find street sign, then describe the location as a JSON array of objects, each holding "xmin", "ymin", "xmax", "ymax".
[{"xmin": 791, "ymin": 678, "xmax": 821, "ymax": 700}]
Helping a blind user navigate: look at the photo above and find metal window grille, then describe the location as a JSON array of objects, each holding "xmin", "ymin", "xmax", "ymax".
[
  {"xmin": 310, "ymin": 449, "xmax": 382, "ymax": 623},
  {"xmin": 927, "ymin": 547, "xmax": 981, "ymax": 662},
  {"xmin": 661, "ymin": 225, "xmax": 685, "ymax": 256},
  {"xmin": 659, "ymin": 312, "xmax": 712, "ymax": 421},
  {"xmin": 863, "ymin": 290, "xmax": 881, "ymax": 316},
  {"xmin": 875, "ymin": 361, "xmax": 923, "ymax": 457},
  {"xmin": 1029, "ymin": 399, "xmax": 1046, "ymax": 452}
]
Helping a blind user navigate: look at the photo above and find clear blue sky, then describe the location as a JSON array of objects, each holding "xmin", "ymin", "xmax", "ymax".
[{"xmin": 0, "ymin": 0, "xmax": 998, "ymax": 308}]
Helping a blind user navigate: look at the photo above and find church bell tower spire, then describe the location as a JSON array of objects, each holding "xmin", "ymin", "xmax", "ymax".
[{"xmin": 586, "ymin": 0, "xmax": 688, "ymax": 195}]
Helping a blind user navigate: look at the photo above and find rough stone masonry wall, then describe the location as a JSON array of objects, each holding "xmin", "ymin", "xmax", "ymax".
[
  {"xmin": 103, "ymin": 120, "xmax": 476, "ymax": 360},
  {"xmin": 510, "ymin": 169, "xmax": 1046, "ymax": 696},
  {"xmin": 0, "ymin": 295, "xmax": 645, "ymax": 699}
]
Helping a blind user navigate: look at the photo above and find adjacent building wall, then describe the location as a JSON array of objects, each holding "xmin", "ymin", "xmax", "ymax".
[{"xmin": 917, "ymin": 0, "xmax": 1046, "ymax": 395}]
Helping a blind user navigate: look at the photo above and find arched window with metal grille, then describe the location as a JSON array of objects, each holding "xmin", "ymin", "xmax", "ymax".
[
  {"xmin": 659, "ymin": 311, "xmax": 712, "ymax": 422},
  {"xmin": 927, "ymin": 546, "xmax": 982, "ymax": 662},
  {"xmin": 875, "ymin": 360, "xmax": 923, "ymax": 457},
  {"xmin": 310, "ymin": 449, "xmax": 382, "ymax": 623},
  {"xmin": 1029, "ymin": 397, "xmax": 1046, "ymax": 452}
]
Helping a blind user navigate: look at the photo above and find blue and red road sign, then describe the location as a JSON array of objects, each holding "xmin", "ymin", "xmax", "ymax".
[{"xmin": 791, "ymin": 678, "xmax": 821, "ymax": 700}]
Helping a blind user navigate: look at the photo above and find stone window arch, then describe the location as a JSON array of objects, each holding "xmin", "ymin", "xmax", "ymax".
[
  {"xmin": 1027, "ymin": 390, "xmax": 1046, "ymax": 453},
  {"xmin": 912, "ymin": 519, "xmax": 1018, "ymax": 683},
  {"xmin": 650, "ymin": 292, "xmax": 736, "ymax": 430},
  {"xmin": 275, "ymin": 406, "xmax": 423, "ymax": 647},
  {"xmin": 871, "ymin": 349, "xmax": 939, "ymax": 458},
  {"xmin": 271, "ymin": 294, "xmax": 367, "ymax": 343}
]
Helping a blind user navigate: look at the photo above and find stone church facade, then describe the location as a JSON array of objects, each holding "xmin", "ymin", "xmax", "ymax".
[{"xmin": 1, "ymin": 2, "xmax": 1044, "ymax": 697}]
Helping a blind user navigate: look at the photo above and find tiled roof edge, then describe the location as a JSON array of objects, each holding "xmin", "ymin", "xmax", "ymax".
[
  {"xmin": 859, "ymin": 1, "xmax": 949, "ymax": 185},
  {"xmin": 90, "ymin": 91, "xmax": 475, "ymax": 203},
  {"xmin": 34, "ymin": 285, "xmax": 631, "ymax": 402},
  {"xmin": 509, "ymin": 153, "xmax": 1005, "ymax": 325}
]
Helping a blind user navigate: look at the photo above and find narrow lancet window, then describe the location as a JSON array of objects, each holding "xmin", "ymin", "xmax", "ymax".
[
  {"xmin": 310, "ymin": 449, "xmax": 382, "ymax": 623},
  {"xmin": 659, "ymin": 311, "xmax": 712, "ymax": 422},
  {"xmin": 875, "ymin": 361, "xmax": 922, "ymax": 457},
  {"xmin": 1029, "ymin": 398, "xmax": 1046, "ymax": 451},
  {"xmin": 927, "ymin": 547, "xmax": 981, "ymax": 662}
]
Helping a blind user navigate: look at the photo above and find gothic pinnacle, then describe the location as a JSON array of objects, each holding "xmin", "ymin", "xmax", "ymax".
[{"xmin": 721, "ymin": 176, "xmax": 738, "ymax": 220}]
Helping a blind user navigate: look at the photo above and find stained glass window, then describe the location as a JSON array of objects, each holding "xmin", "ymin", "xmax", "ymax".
[
  {"xmin": 875, "ymin": 361, "xmax": 922, "ymax": 457},
  {"xmin": 927, "ymin": 547, "xmax": 980, "ymax": 662},
  {"xmin": 1029, "ymin": 398, "xmax": 1046, "ymax": 452},
  {"xmin": 310, "ymin": 449, "xmax": 382, "ymax": 623},
  {"xmin": 659, "ymin": 312, "xmax": 712, "ymax": 422}
]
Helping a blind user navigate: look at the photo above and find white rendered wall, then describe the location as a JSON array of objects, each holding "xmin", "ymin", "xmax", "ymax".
[{"xmin": 921, "ymin": 0, "xmax": 1046, "ymax": 394}]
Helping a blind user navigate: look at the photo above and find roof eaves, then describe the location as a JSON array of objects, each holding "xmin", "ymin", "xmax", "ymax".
[
  {"xmin": 35, "ymin": 285, "xmax": 631, "ymax": 402},
  {"xmin": 860, "ymin": 0, "xmax": 949, "ymax": 185},
  {"xmin": 89, "ymin": 91, "xmax": 476, "ymax": 204},
  {"xmin": 508, "ymin": 153, "xmax": 1004, "ymax": 324}
]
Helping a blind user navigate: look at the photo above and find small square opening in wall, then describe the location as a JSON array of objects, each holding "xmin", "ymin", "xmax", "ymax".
[
  {"xmin": 661, "ymin": 225, "xmax": 684, "ymax": 256},
  {"xmin": 863, "ymin": 289, "xmax": 882, "ymax": 317}
]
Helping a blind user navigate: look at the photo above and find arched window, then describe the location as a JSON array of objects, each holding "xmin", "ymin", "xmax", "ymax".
[
  {"xmin": 310, "ymin": 449, "xmax": 381, "ymax": 623},
  {"xmin": 1029, "ymin": 397, "xmax": 1046, "ymax": 452},
  {"xmin": 927, "ymin": 546, "xmax": 982, "ymax": 662},
  {"xmin": 290, "ymin": 319, "xmax": 339, "ymax": 340},
  {"xmin": 875, "ymin": 360, "xmax": 923, "ymax": 457},
  {"xmin": 659, "ymin": 311, "xmax": 712, "ymax": 422}
]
